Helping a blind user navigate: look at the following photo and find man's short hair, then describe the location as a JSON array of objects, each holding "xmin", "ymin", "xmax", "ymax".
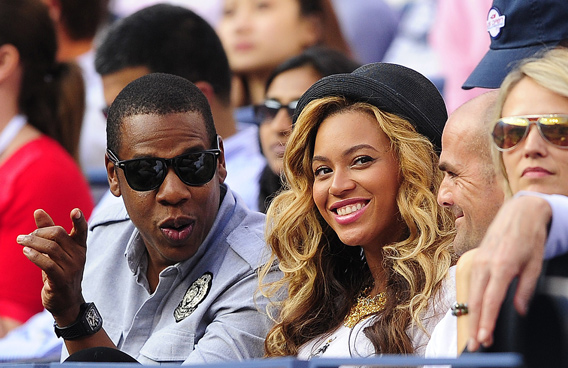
[
  {"xmin": 106, "ymin": 73, "xmax": 216, "ymax": 153},
  {"xmin": 95, "ymin": 4, "xmax": 231, "ymax": 105}
]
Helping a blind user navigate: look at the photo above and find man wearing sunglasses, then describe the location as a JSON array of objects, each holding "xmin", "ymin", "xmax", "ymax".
[
  {"xmin": 18, "ymin": 73, "xmax": 280, "ymax": 363},
  {"xmin": 94, "ymin": 4, "xmax": 265, "ymax": 212}
]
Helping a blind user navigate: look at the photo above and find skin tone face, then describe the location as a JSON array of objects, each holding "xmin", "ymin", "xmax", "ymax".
[
  {"xmin": 311, "ymin": 109, "xmax": 404, "ymax": 274},
  {"xmin": 106, "ymin": 112, "xmax": 227, "ymax": 290},
  {"xmin": 101, "ymin": 66, "xmax": 151, "ymax": 108},
  {"xmin": 437, "ymin": 96, "xmax": 504, "ymax": 256},
  {"xmin": 260, "ymin": 65, "xmax": 322, "ymax": 174},
  {"xmin": 502, "ymin": 77, "xmax": 568, "ymax": 196},
  {"xmin": 217, "ymin": 0, "xmax": 319, "ymax": 75}
]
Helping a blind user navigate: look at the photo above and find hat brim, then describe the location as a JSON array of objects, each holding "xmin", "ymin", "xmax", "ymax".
[{"xmin": 462, "ymin": 42, "xmax": 560, "ymax": 90}]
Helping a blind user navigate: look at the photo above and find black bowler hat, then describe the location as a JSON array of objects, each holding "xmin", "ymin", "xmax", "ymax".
[
  {"xmin": 293, "ymin": 62, "xmax": 447, "ymax": 152},
  {"xmin": 463, "ymin": 0, "xmax": 568, "ymax": 90}
]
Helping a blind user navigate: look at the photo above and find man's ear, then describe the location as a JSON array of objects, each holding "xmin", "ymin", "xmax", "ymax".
[
  {"xmin": 0, "ymin": 44, "xmax": 20, "ymax": 83},
  {"xmin": 216, "ymin": 136, "xmax": 227, "ymax": 184},
  {"xmin": 105, "ymin": 153, "xmax": 122, "ymax": 197},
  {"xmin": 194, "ymin": 81, "xmax": 215, "ymax": 104}
]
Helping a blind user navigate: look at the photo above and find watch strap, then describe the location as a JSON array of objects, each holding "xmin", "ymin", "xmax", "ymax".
[{"xmin": 54, "ymin": 302, "xmax": 102, "ymax": 340}]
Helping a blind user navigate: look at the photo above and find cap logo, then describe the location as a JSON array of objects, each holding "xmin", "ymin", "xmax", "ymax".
[{"xmin": 487, "ymin": 7, "xmax": 505, "ymax": 38}]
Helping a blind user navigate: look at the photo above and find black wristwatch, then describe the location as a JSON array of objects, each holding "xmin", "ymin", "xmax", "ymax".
[{"xmin": 54, "ymin": 302, "xmax": 103, "ymax": 340}]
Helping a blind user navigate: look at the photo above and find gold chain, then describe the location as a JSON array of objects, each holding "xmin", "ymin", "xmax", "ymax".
[{"xmin": 343, "ymin": 288, "xmax": 387, "ymax": 328}]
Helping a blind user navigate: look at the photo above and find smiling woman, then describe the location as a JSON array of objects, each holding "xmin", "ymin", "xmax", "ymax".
[{"xmin": 259, "ymin": 62, "xmax": 455, "ymax": 358}]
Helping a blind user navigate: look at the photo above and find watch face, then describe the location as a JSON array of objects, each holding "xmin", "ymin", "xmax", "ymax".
[{"xmin": 86, "ymin": 306, "xmax": 102, "ymax": 329}]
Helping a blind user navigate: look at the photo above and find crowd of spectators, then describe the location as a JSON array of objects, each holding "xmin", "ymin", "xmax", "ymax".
[{"xmin": 1, "ymin": 0, "xmax": 568, "ymax": 366}]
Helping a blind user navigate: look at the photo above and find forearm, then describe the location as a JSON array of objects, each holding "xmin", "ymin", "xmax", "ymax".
[
  {"xmin": 64, "ymin": 329, "xmax": 117, "ymax": 355},
  {"xmin": 456, "ymin": 250, "xmax": 476, "ymax": 354},
  {"xmin": 514, "ymin": 191, "xmax": 568, "ymax": 259}
]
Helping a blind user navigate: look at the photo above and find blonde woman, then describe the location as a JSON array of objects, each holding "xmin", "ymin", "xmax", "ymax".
[
  {"xmin": 458, "ymin": 47, "xmax": 568, "ymax": 353},
  {"xmin": 260, "ymin": 62, "xmax": 456, "ymax": 358}
]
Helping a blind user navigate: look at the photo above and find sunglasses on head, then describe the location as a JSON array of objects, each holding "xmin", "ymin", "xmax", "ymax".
[
  {"xmin": 492, "ymin": 114, "xmax": 568, "ymax": 151},
  {"xmin": 107, "ymin": 135, "xmax": 221, "ymax": 191},
  {"xmin": 253, "ymin": 99, "xmax": 299, "ymax": 124}
]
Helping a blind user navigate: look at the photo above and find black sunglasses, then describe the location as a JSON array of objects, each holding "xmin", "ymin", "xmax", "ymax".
[
  {"xmin": 107, "ymin": 136, "xmax": 221, "ymax": 191},
  {"xmin": 253, "ymin": 99, "xmax": 299, "ymax": 124}
]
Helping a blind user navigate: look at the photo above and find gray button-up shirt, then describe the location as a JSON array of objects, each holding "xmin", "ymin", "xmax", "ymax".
[{"xmin": 75, "ymin": 186, "xmax": 280, "ymax": 364}]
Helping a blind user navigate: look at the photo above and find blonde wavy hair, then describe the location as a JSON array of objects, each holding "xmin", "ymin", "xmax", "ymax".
[
  {"xmin": 260, "ymin": 96, "xmax": 454, "ymax": 356},
  {"xmin": 492, "ymin": 47, "xmax": 568, "ymax": 197}
]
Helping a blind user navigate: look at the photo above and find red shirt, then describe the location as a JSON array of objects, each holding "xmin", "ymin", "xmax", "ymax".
[{"xmin": 0, "ymin": 136, "xmax": 94, "ymax": 323}]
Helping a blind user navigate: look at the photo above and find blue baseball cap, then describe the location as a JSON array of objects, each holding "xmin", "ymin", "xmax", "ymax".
[{"xmin": 463, "ymin": 0, "xmax": 568, "ymax": 90}]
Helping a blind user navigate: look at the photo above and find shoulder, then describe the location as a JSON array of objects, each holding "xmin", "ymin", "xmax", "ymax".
[
  {"xmin": 88, "ymin": 197, "xmax": 130, "ymax": 233},
  {"xmin": 224, "ymin": 195, "xmax": 270, "ymax": 270},
  {"xmin": 217, "ymin": 189, "xmax": 269, "ymax": 270}
]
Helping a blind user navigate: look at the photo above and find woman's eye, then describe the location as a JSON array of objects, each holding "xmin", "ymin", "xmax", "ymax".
[
  {"xmin": 314, "ymin": 166, "xmax": 331, "ymax": 177},
  {"xmin": 353, "ymin": 156, "xmax": 374, "ymax": 166}
]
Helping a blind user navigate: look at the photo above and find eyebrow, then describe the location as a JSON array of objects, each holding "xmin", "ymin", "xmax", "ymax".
[
  {"xmin": 438, "ymin": 161, "xmax": 455, "ymax": 172},
  {"xmin": 312, "ymin": 144, "xmax": 378, "ymax": 164}
]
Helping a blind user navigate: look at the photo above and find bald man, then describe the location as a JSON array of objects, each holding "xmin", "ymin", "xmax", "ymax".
[
  {"xmin": 437, "ymin": 90, "xmax": 504, "ymax": 256},
  {"xmin": 426, "ymin": 91, "xmax": 504, "ymax": 358}
]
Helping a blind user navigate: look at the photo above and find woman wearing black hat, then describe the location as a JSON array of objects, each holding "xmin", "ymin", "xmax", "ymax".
[{"xmin": 259, "ymin": 62, "xmax": 455, "ymax": 357}]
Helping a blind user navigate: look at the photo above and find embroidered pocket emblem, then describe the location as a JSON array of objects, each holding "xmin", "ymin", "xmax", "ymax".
[{"xmin": 174, "ymin": 272, "xmax": 213, "ymax": 322}]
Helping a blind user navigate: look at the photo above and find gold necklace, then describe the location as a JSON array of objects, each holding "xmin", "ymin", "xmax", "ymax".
[{"xmin": 343, "ymin": 288, "xmax": 386, "ymax": 328}]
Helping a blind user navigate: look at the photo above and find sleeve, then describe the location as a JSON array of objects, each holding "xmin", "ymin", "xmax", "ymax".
[
  {"xmin": 515, "ymin": 191, "xmax": 568, "ymax": 259},
  {"xmin": 183, "ymin": 264, "xmax": 281, "ymax": 364}
]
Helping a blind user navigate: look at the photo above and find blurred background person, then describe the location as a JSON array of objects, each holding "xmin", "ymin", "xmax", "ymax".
[
  {"xmin": 216, "ymin": 0, "xmax": 351, "ymax": 124},
  {"xmin": 41, "ymin": 0, "xmax": 110, "ymax": 200},
  {"xmin": 0, "ymin": 0, "xmax": 94, "ymax": 338}
]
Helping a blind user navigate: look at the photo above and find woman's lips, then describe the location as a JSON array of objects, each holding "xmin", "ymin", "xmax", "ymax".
[
  {"xmin": 330, "ymin": 200, "xmax": 370, "ymax": 225},
  {"xmin": 522, "ymin": 167, "xmax": 552, "ymax": 178}
]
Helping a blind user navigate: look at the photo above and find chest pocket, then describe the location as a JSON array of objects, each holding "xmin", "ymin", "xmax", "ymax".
[{"xmin": 139, "ymin": 327, "xmax": 195, "ymax": 363}]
